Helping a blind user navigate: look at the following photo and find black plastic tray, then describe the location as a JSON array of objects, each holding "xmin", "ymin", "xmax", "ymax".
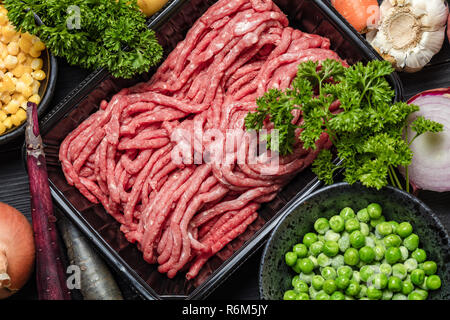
[{"xmin": 31, "ymin": 0, "xmax": 404, "ymax": 300}]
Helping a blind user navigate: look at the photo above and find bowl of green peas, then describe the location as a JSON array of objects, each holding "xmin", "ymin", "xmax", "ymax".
[{"xmin": 259, "ymin": 182, "xmax": 450, "ymax": 300}]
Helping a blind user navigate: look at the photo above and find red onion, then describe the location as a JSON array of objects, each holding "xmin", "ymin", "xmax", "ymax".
[{"xmin": 401, "ymin": 88, "xmax": 450, "ymax": 192}]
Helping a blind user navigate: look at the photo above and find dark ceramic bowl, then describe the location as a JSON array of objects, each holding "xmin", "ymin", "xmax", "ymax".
[
  {"xmin": 0, "ymin": 17, "xmax": 58, "ymax": 146},
  {"xmin": 259, "ymin": 182, "xmax": 450, "ymax": 300}
]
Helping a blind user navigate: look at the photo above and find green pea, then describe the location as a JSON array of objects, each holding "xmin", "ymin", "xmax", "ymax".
[
  {"xmin": 299, "ymin": 272, "xmax": 313, "ymax": 285},
  {"xmin": 340, "ymin": 207, "xmax": 355, "ymax": 221},
  {"xmin": 404, "ymin": 258, "xmax": 418, "ymax": 272},
  {"xmin": 331, "ymin": 255, "xmax": 345, "ymax": 269},
  {"xmin": 379, "ymin": 263, "xmax": 392, "ymax": 276},
  {"xmin": 315, "ymin": 291, "xmax": 330, "ymax": 300},
  {"xmin": 374, "ymin": 245, "xmax": 385, "ymax": 261},
  {"xmin": 317, "ymin": 253, "xmax": 331, "ymax": 267},
  {"xmin": 312, "ymin": 275, "xmax": 325, "ymax": 290},
  {"xmin": 329, "ymin": 215, "xmax": 345, "ymax": 233},
  {"xmin": 330, "ymin": 291, "xmax": 346, "ymax": 300},
  {"xmin": 359, "ymin": 246, "xmax": 375, "ymax": 263},
  {"xmin": 303, "ymin": 233, "xmax": 318, "ymax": 248},
  {"xmin": 403, "ymin": 233, "xmax": 419, "ymax": 251},
  {"xmin": 345, "ymin": 281, "xmax": 360, "ymax": 296},
  {"xmin": 388, "ymin": 276, "xmax": 402, "ymax": 292},
  {"xmin": 399, "ymin": 246, "xmax": 409, "ymax": 262},
  {"xmin": 324, "ymin": 230, "xmax": 340, "ymax": 242},
  {"xmin": 392, "ymin": 293, "xmax": 408, "ymax": 300},
  {"xmin": 426, "ymin": 275, "xmax": 441, "ymax": 290},
  {"xmin": 285, "ymin": 252, "xmax": 297, "ymax": 266},
  {"xmin": 370, "ymin": 216, "xmax": 385, "ymax": 228},
  {"xmin": 411, "ymin": 248, "xmax": 427, "ymax": 263},
  {"xmin": 323, "ymin": 279, "xmax": 337, "ymax": 295},
  {"xmin": 292, "ymin": 262, "xmax": 302, "ymax": 274},
  {"xmin": 360, "ymin": 223, "xmax": 370, "ymax": 236},
  {"xmin": 392, "ymin": 263, "xmax": 408, "ymax": 280},
  {"xmin": 385, "ymin": 247, "xmax": 401, "ymax": 264},
  {"xmin": 376, "ymin": 222, "xmax": 393, "ymax": 236},
  {"xmin": 358, "ymin": 284, "xmax": 367, "ymax": 299},
  {"xmin": 314, "ymin": 218, "xmax": 330, "ymax": 234},
  {"xmin": 356, "ymin": 208, "xmax": 370, "ymax": 223},
  {"xmin": 296, "ymin": 293, "xmax": 310, "ymax": 300},
  {"xmin": 401, "ymin": 280, "xmax": 414, "ymax": 295},
  {"xmin": 367, "ymin": 203, "xmax": 382, "ymax": 219},
  {"xmin": 283, "ymin": 290, "xmax": 298, "ymax": 300},
  {"xmin": 360, "ymin": 265, "xmax": 374, "ymax": 282},
  {"xmin": 323, "ymin": 241, "xmax": 339, "ymax": 257},
  {"xmin": 408, "ymin": 290, "xmax": 427, "ymax": 300},
  {"xmin": 367, "ymin": 286, "xmax": 382, "ymax": 300},
  {"xmin": 292, "ymin": 278, "xmax": 309, "ymax": 294},
  {"xmin": 309, "ymin": 286, "xmax": 318, "ymax": 299},
  {"xmin": 411, "ymin": 269, "xmax": 425, "ymax": 286},
  {"xmin": 338, "ymin": 233, "xmax": 350, "ymax": 252},
  {"xmin": 349, "ymin": 230, "xmax": 365, "ymax": 249},
  {"xmin": 321, "ymin": 266, "xmax": 337, "ymax": 280},
  {"xmin": 308, "ymin": 255, "xmax": 318, "ymax": 268},
  {"xmin": 345, "ymin": 218, "xmax": 360, "ymax": 233},
  {"xmin": 388, "ymin": 221, "xmax": 399, "ymax": 234},
  {"xmin": 351, "ymin": 271, "xmax": 361, "ymax": 284},
  {"xmin": 335, "ymin": 275, "xmax": 350, "ymax": 290},
  {"xmin": 293, "ymin": 243, "xmax": 308, "ymax": 258},
  {"xmin": 344, "ymin": 248, "xmax": 360, "ymax": 266},
  {"xmin": 337, "ymin": 265, "xmax": 353, "ymax": 279},
  {"xmin": 371, "ymin": 273, "xmax": 388, "ymax": 290},
  {"xmin": 383, "ymin": 234, "xmax": 402, "ymax": 247},
  {"xmin": 297, "ymin": 258, "xmax": 314, "ymax": 274},
  {"xmin": 309, "ymin": 241, "xmax": 324, "ymax": 257},
  {"xmin": 396, "ymin": 222, "xmax": 413, "ymax": 238},
  {"xmin": 423, "ymin": 261, "xmax": 437, "ymax": 275},
  {"xmin": 382, "ymin": 290, "xmax": 394, "ymax": 300}
]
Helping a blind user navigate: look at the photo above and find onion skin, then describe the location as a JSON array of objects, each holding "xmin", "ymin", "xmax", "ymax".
[
  {"xmin": 0, "ymin": 203, "xmax": 35, "ymax": 299},
  {"xmin": 447, "ymin": 12, "xmax": 450, "ymax": 44},
  {"xmin": 26, "ymin": 102, "xmax": 71, "ymax": 300},
  {"xmin": 402, "ymin": 88, "xmax": 450, "ymax": 192}
]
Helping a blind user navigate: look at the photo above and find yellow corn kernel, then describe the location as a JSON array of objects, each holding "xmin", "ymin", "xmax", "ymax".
[
  {"xmin": 15, "ymin": 108, "xmax": 27, "ymax": 122},
  {"xmin": 28, "ymin": 47, "xmax": 42, "ymax": 58},
  {"xmin": 0, "ymin": 110, "xmax": 6, "ymax": 121},
  {"xmin": 22, "ymin": 66, "xmax": 32, "ymax": 74},
  {"xmin": 11, "ymin": 93, "xmax": 26, "ymax": 106},
  {"xmin": 1, "ymin": 25, "xmax": 16, "ymax": 43},
  {"xmin": 0, "ymin": 12, "xmax": 8, "ymax": 26},
  {"xmin": 21, "ymin": 73, "xmax": 34, "ymax": 86},
  {"xmin": 15, "ymin": 81, "xmax": 32, "ymax": 98},
  {"xmin": 4, "ymin": 54, "xmax": 18, "ymax": 70},
  {"xmin": 3, "ymin": 116, "xmax": 12, "ymax": 129},
  {"xmin": 4, "ymin": 99, "xmax": 20, "ymax": 114},
  {"xmin": 17, "ymin": 51, "xmax": 27, "ymax": 63},
  {"xmin": 18, "ymin": 36, "xmax": 32, "ymax": 53},
  {"xmin": 0, "ymin": 121, "xmax": 6, "ymax": 135},
  {"xmin": 10, "ymin": 113, "xmax": 23, "ymax": 127},
  {"xmin": 32, "ymin": 70, "xmax": 46, "ymax": 81},
  {"xmin": 0, "ymin": 75, "xmax": 15, "ymax": 93},
  {"xmin": 11, "ymin": 64, "xmax": 26, "ymax": 78},
  {"xmin": 31, "ymin": 58, "xmax": 43, "ymax": 70},
  {"xmin": 32, "ymin": 40, "xmax": 46, "ymax": 52},
  {"xmin": 7, "ymin": 41, "xmax": 19, "ymax": 55},
  {"xmin": 0, "ymin": 92, "xmax": 11, "ymax": 104},
  {"xmin": 28, "ymin": 94, "xmax": 41, "ymax": 105},
  {"xmin": 31, "ymin": 81, "xmax": 40, "ymax": 94}
]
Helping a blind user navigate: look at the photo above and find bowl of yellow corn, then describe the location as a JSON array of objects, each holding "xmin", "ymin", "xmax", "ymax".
[{"xmin": 0, "ymin": 4, "xmax": 57, "ymax": 146}]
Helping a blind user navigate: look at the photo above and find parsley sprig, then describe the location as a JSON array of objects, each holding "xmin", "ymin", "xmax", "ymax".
[
  {"xmin": 4, "ymin": 0, "xmax": 163, "ymax": 79},
  {"xmin": 245, "ymin": 59, "xmax": 443, "ymax": 191}
]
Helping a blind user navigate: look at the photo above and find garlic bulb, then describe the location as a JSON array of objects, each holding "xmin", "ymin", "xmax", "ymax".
[{"xmin": 367, "ymin": 0, "xmax": 449, "ymax": 72}]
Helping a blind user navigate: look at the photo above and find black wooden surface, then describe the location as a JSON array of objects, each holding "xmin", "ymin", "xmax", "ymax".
[{"xmin": 1, "ymin": 38, "xmax": 449, "ymax": 300}]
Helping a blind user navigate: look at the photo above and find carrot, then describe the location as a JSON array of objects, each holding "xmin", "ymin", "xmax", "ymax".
[
  {"xmin": 57, "ymin": 213, "xmax": 123, "ymax": 300},
  {"xmin": 331, "ymin": 0, "xmax": 380, "ymax": 33},
  {"xmin": 25, "ymin": 102, "xmax": 71, "ymax": 300}
]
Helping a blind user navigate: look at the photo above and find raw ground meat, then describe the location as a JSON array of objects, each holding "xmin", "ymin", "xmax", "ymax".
[{"xmin": 59, "ymin": 0, "xmax": 346, "ymax": 280}]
